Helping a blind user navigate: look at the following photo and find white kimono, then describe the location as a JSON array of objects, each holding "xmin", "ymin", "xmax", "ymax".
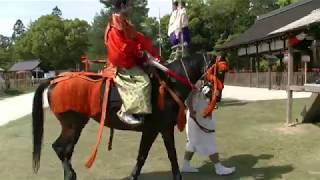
[
  {"xmin": 168, "ymin": 7, "xmax": 189, "ymax": 37},
  {"xmin": 168, "ymin": 9, "xmax": 179, "ymax": 37},
  {"xmin": 185, "ymin": 90, "xmax": 216, "ymax": 156}
]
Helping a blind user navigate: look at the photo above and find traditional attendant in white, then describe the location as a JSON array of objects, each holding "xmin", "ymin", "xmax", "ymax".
[
  {"xmin": 181, "ymin": 81, "xmax": 235, "ymax": 175},
  {"xmin": 168, "ymin": 1, "xmax": 190, "ymax": 47}
]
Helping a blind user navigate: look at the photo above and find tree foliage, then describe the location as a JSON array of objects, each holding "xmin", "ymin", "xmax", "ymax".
[
  {"xmin": 12, "ymin": 19, "xmax": 26, "ymax": 42},
  {"xmin": 15, "ymin": 15, "xmax": 90, "ymax": 70},
  {"xmin": 52, "ymin": 6, "xmax": 62, "ymax": 17},
  {"xmin": 0, "ymin": 35, "xmax": 13, "ymax": 69},
  {"xmin": 277, "ymin": 0, "xmax": 300, "ymax": 7},
  {"xmin": 87, "ymin": 10, "xmax": 110, "ymax": 59}
]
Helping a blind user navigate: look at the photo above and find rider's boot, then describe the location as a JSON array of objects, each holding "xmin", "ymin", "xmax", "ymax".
[{"xmin": 117, "ymin": 110, "xmax": 143, "ymax": 125}]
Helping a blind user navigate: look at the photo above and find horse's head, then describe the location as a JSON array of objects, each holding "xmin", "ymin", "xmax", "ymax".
[
  {"xmin": 167, "ymin": 53, "xmax": 215, "ymax": 85},
  {"xmin": 165, "ymin": 53, "xmax": 215, "ymax": 99}
]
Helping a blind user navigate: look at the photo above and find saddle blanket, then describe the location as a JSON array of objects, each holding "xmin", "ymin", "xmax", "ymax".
[{"xmin": 50, "ymin": 74, "xmax": 103, "ymax": 117}]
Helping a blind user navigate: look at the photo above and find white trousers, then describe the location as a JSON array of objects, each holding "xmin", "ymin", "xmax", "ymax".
[{"xmin": 185, "ymin": 109, "xmax": 217, "ymax": 156}]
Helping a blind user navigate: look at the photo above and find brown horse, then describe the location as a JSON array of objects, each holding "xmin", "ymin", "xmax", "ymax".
[{"xmin": 32, "ymin": 54, "xmax": 212, "ymax": 180}]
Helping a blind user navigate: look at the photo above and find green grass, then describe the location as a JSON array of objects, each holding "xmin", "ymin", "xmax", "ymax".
[
  {"xmin": 0, "ymin": 99, "xmax": 320, "ymax": 180},
  {"xmin": 0, "ymin": 87, "xmax": 37, "ymax": 99}
]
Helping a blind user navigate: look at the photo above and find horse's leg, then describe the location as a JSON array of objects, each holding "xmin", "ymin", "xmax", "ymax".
[
  {"xmin": 130, "ymin": 126, "xmax": 159, "ymax": 180},
  {"xmin": 161, "ymin": 128, "xmax": 182, "ymax": 180},
  {"xmin": 52, "ymin": 113, "xmax": 88, "ymax": 180}
]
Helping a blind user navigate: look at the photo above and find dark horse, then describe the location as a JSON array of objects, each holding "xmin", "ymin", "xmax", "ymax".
[{"xmin": 32, "ymin": 53, "xmax": 212, "ymax": 180}]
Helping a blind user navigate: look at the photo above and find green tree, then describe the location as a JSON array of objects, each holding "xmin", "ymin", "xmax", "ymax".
[
  {"xmin": 184, "ymin": 0, "xmax": 255, "ymax": 53},
  {"xmin": 15, "ymin": 15, "xmax": 90, "ymax": 70},
  {"xmin": 0, "ymin": 35, "xmax": 12, "ymax": 69},
  {"xmin": 12, "ymin": 19, "xmax": 26, "ymax": 41},
  {"xmin": 277, "ymin": 0, "xmax": 300, "ymax": 7},
  {"xmin": 0, "ymin": 35, "xmax": 11, "ymax": 49},
  {"xmin": 87, "ymin": 10, "xmax": 110, "ymax": 59},
  {"xmin": 250, "ymin": 0, "xmax": 279, "ymax": 16},
  {"xmin": 52, "ymin": 6, "xmax": 62, "ymax": 17},
  {"xmin": 64, "ymin": 18, "xmax": 90, "ymax": 67},
  {"xmin": 141, "ymin": 17, "xmax": 159, "ymax": 45},
  {"xmin": 159, "ymin": 15, "xmax": 171, "ymax": 59}
]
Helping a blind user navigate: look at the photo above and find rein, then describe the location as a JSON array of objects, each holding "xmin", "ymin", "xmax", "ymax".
[
  {"xmin": 178, "ymin": 53, "xmax": 210, "ymax": 90},
  {"xmin": 155, "ymin": 72, "xmax": 187, "ymax": 131},
  {"xmin": 190, "ymin": 115, "xmax": 215, "ymax": 133}
]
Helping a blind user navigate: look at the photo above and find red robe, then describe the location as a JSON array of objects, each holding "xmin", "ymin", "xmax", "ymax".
[{"xmin": 105, "ymin": 14, "xmax": 160, "ymax": 69}]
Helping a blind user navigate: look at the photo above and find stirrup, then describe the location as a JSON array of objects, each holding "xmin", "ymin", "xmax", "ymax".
[{"xmin": 117, "ymin": 111, "xmax": 143, "ymax": 125}]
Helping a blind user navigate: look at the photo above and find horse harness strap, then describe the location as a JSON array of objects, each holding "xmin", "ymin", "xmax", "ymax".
[
  {"xmin": 85, "ymin": 66, "xmax": 117, "ymax": 169},
  {"xmin": 51, "ymin": 72, "xmax": 104, "ymax": 85},
  {"xmin": 190, "ymin": 116, "xmax": 215, "ymax": 133},
  {"xmin": 155, "ymin": 72, "xmax": 187, "ymax": 131}
]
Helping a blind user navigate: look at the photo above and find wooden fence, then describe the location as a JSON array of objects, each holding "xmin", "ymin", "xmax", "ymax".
[
  {"xmin": 0, "ymin": 78, "xmax": 42, "ymax": 92},
  {"xmin": 224, "ymin": 72, "xmax": 320, "ymax": 89}
]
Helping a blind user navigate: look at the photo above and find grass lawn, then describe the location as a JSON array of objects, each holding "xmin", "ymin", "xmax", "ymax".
[
  {"xmin": 0, "ymin": 87, "xmax": 37, "ymax": 100},
  {"xmin": 0, "ymin": 99, "xmax": 320, "ymax": 180}
]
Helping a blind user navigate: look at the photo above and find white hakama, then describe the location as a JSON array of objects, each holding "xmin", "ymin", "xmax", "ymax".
[{"xmin": 185, "ymin": 91, "xmax": 216, "ymax": 156}]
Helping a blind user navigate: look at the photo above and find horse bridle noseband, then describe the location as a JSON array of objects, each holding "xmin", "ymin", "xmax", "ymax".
[{"xmin": 178, "ymin": 53, "xmax": 212, "ymax": 91}]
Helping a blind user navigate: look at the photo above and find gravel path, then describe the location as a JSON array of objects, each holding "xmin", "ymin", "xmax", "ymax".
[{"xmin": 0, "ymin": 91, "xmax": 49, "ymax": 126}]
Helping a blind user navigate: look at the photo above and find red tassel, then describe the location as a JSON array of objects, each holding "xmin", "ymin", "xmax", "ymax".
[
  {"xmin": 203, "ymin": 96, "xmax": 217, "ymax": 118},
  {"xmin": 177, "ymin": 107, "xmax": 186, "ymax": 131}
]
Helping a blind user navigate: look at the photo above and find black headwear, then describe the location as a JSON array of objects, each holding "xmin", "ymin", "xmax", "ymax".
[
  {"xmin": 114, "ymin": 0, "xmax": 128, "ymax": 10},
  {"xmin": 100, "ymin": 0, "xmax": 128, "ymax": 10}
]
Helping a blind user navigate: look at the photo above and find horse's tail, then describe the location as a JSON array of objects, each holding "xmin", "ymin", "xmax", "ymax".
[{"xmin": 32, "ymin": 79, "xmax": 51, "ymax": 174}]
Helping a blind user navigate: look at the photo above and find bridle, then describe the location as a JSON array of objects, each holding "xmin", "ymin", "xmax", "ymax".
[{"xmin": 178, "ymin": 53, "xmax": 213, "ymax": 91}]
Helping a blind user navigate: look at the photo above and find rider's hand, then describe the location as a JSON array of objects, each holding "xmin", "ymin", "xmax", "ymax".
[{"xmin": 154, "ymin": 55, "xmax": 162, "ymax": 63}]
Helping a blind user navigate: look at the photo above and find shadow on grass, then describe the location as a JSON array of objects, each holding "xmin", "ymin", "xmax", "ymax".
[
  {"xmin": 221, "ymin": 99, "xmax": 248, "ymax": 107},
  {"xmin": 110, "ymin": 154, "xmax": 293, "ymax": 180},
  {"xmin": 311, "ymin": 123, "xmax": 320, "ymax": 128},
  {"xmin": 0, "ymin": 87, "xmax": 36, "ymax": 99},
  {"xmin": 3, "ymin": 89, "xmax": 24, "ymax": 96}
]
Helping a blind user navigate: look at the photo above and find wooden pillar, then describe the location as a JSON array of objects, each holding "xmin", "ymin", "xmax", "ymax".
[
  {"xmin": 304, "ymin": 61, "xmax": 307, "ymax": 84},
  {"xmin": 286, "ymin": 46, "xmax": 294, "ymax": 124},
  {"xmin": 268, "ymin": 42, "xmax": 272, "ymax": 90},
  {"xmin": 256, "ymin": 45, "xmax": 260, "ymax": 88},
  {"xmin": 250, "ymin": 57, "xmax": 253, "ymax": 87},
  {"xmin": 268, "ymin": 58, "xmax": 272, "ymax": 90},
  {"xmin": 256, "ymin": 56, "xmax": 260, "ymax": 88}
]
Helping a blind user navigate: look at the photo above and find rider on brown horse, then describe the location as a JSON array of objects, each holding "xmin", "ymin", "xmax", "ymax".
[{"xmin": 104, "ymin": 0, "xmax": 161, "ymax": 126}]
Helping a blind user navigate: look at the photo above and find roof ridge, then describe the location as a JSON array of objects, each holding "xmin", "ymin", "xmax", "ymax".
[{"xmin": 257, "ymin": 0, "xmax": 312, "ymax": 21}]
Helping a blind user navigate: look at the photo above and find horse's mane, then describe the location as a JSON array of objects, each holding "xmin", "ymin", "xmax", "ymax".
[
  {"xmin": 151, "ymin": 53, "xmax": 205, "ymax": 101},
  {"xmin": 166, "ymin": 53, "xmax": 205, "ymax": 83}
]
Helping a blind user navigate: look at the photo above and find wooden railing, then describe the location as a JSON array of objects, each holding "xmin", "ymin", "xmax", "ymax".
[
  {"xmin": 0, "ymin": 78, "xmax": 43, "ymax": 92},
  {"xmin": 224, "ymin": 72, "xmax": 320, "ymax": 89}
]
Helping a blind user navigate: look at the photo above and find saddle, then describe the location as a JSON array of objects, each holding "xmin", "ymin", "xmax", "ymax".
[{"xmin": 50, "ymin": 70, "xmax": 121, "ymax": 117}]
